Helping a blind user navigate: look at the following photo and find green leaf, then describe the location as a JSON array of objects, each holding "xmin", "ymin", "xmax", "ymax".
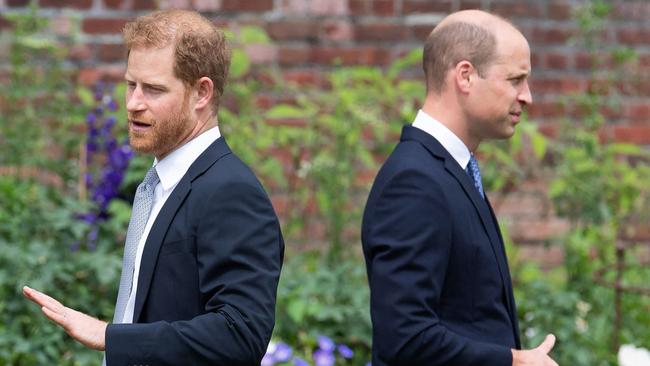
[
  {"xmin": 531, "ymin": 132, "xmax": 547, "ymax": 160},
  {"xmin": 239, "ymin": 26, "xmax": 270, "ymax": 44},
  {"xmin": 265, "ymin": 104, "xmax": 307, "ymax": 119},
  {"xmin": 229, "ymin": 49, "xmax": 250, "ymax": 78}
]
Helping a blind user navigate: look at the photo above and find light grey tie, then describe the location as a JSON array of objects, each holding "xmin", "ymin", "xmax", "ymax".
[{"xmin": 112, "ymin": 166, "xmax": 159, "ymax": 323}]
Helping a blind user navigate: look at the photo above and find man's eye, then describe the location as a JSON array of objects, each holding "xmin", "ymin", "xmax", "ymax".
[{"xmin": 510, "ymin": 77, "xmax": 524, "ymax": 85}]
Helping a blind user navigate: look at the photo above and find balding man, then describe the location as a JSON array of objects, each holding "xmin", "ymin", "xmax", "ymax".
[
  {"xmin": 362, "ymin": 10, "xmax": 558, "ymax": 366},
  {"xmin": 24, "ymin": 9, "xmax": 284, "ymax": 365}
]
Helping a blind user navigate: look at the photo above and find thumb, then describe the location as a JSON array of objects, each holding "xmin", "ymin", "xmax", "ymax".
[{"xmin": 536, "ymin": 334, "xmax": 556, "ymax": 354}]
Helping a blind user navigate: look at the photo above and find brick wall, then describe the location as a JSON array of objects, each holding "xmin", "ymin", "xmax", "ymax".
[{"xmin": 1, "ymin": 0, "xmax": 649, "ymax": 267}]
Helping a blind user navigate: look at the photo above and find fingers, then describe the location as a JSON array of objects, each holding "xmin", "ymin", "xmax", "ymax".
[
  {"xmin": 41, "ymin": 305, "xmax": 68, "ymax": 326},
  {"xmin": 23, "ymin": 286, "xmax": 68, "ymax": 326},
  {"xmin": 537, "ymin": 334, "xmax": 556, "ymax": 354},
  {"xmin": 23, "ymin": 286, "xmax": 63, "ymax": 310}
]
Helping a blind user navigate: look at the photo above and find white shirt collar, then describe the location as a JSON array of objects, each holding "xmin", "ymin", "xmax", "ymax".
[
  {"xmin": 412, "ymin": 109, "xmax": 471, "ymax": 169},
  {"xmin": 153, "ymin": 126, "xmax": 221, "ymax": 191}
]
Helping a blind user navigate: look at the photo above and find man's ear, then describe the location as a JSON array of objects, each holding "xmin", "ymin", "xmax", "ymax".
[
  {"xmin": 454, "ymin": 60, "xmax": 475, "ymax": 94},
  {"xmin": 193, "ymin": 76, "xmax": 214, "ymax": 111}
]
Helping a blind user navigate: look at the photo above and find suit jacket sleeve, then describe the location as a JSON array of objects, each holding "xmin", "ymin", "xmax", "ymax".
[
  {"xmin": 363, "ymin": 169, "xmax": 512, "ymax": 366},
  {"xmin": 105, "ymin": 177, "xmax": 284, "ymax": 365}
]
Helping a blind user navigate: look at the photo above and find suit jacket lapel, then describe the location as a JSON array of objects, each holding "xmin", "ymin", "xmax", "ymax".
[
  {"xmin": 401, "ymin": 126, "xmax": 513, "ymax": 306},
  {"xmin": 486, "ymin": 194, "xmax": 521, "ymax": 347},
  {"xmin": 133, "ymin": 137, "xmax": 232, "ymax": 322}
]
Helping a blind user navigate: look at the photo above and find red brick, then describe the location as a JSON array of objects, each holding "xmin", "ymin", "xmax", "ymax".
[
  {"xmin": 459, "ymin": 0, "xmax": 482, "ymax": 11},
  {"xmin": 530, "ymin": 26, "xmax": 574, "ymax": 44},
  {"xmin": 491, "ymin": 1, "xmax": 543, "ymax": 18},
  {"xmin": 630, "ymin": 78, "xmax": 650, "ymax": 97},
  {"xmin": 612, "ymin": 125, "xmax": 650, "ymax": 144},
  {"xmin": 222, "ymin": 0, "xmax": 272, "ymax": 12},
  {"xmin": 640, "ymin": 54, "xmax": 650, "ymax": 68},
  {"xmin": 267, "ymin": 20, "xmax": 319, "ymax": 41},
  {"xmin": 493, "ymin": 192, "xmax": 548, "ymax": 217},
  {"xmin": 575, "ymin": 52, "xmax": 595, "ymax": 70},
  {"xmin": 349, "ymin": 0, "xmax": 370, "ymax": 15},
  {"xmin": 625, "ymin": 102, "xmax": 650, "ymax": 121},
  {"xmin": 530, "ymin": 53, "xmax": 541, "ymax": 69},
  {"xmin": 321, "ymin": 19, "xmax": 353, "ymax": 42},
  {"xmin": 69, "ymin": 44, "xmax": 93, "ymax": 62},
  {"xmin": 41, "ymin": 0, "xmax": 92, "ymax": 8},
  {"xmin": 98, "ymin": 43, "xmax": 127, "ymax": 62},
  {"xmin": 403, "ymin": 0, "xmax": 451, "ymax": 14},
  {"xmin": 279, "ymin": 0, "xmax": 308, "ymax": 14},
  {"xmin": 545, "ymin": 52, "xmax": 568, "ymax": 70},
  {"xmin": 312, "ymin": 46, "xmax": 390, "ymax": 66},
  {"xmin": 245, "ymin": 44, "xmax": 277, "ymax": 64},
  {"xmin": 356, "ymin": 23, "xmax": 408, "ymax": 42},
  {"xmin": 372, "ymin": 0, "xmax": 395, "ymax": 16},
  {"xmin": 104, "ymin": 0, "xmax": 127, "ymax": 9},
  {"xmin": 282, "ymin": 70, "xmax": 325, "ymax": 86},
  {"xmin": 7, "ymin": 0, "xmax": 29, "ymax": 6},
  {"xmin": 193, "ymin": 0, "xmax": 220, "ymax": 11},
  {"xmin": 612, "ymin": 2, "xmax": 650, "ymax": 22},
  {"xmin": 310, "ymin": 0, "xmax": 347, "ymax": 15},
  {"xmin": 536, "ymin": 122, "xmax": 559, "ymax": 138},
  {"xmin": 412, "ymin": 24, "xmax": 433, "ymax": 41},
  {"xmin": 509, "ymin": 218, "xmax": 570, "ymax": 242},
  {"xmin": 77, "ymin": 66, "xmax": 125, "ymax": 86},
  {"xmin": 157, "ymin": 0, "xmax": 191, "ymax": 8},
  {"xmin": 529, "ymin": 77, "xmax": 586, "ymax": 94},
  {"xmin": 527, "ymin": 100, "xmax": 565, "ymax": 119},
  {"xmin": 0, "ymin": 16, "xmax": 12, "ymax": 30},
  {"xmin": 133, "ymin": 0, "xmax": 158, "ymax": 9},
  {"xmin": 278, "ymin": 46, "xmax": 311, "ymax": 66},
  {"xmin": 617, "ymin": 28, "xmax": 650, "ymax": 45},
  {"xmin": 548, "ymin": 1, "xmax": 573, "ymax": 20},
  {"xmin": 517, "ymin": 245, "xmax": 564, "ymax": 269},
  {"xmin": 82, "ymin": 18, "xmax": 128, "ymax": 34}
]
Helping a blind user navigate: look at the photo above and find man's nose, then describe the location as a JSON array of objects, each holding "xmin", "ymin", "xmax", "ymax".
[
  {"xmin": 519, "ymin": 80, "xmax": 533, "ymax": 105},
  {"xmin": 126, "ymin": 86, "xmax": 146, "ymax": 113}
]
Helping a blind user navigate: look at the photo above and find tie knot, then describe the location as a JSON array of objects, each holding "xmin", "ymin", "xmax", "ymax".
[{"xmin": 141, "ymin": 166, "xmax": 160, "ymax": 190}]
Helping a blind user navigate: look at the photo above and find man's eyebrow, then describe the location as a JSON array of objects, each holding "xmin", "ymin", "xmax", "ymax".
[{"xmin": 508, "ymin": 71, "xmax": 530, "ymax": 78}]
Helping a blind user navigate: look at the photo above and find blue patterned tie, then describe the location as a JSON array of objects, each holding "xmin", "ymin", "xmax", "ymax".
[
  {"xmin": 113, "ymin": 166, "xmax": 159, "ymax": 324},
  {"xmin": 466, "ymin": 154, "xmax": 484, "ymax": 198}
]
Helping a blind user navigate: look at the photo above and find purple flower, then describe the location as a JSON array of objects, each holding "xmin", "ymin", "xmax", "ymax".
[
  {"xmin": 337, "ymin": 344, "xmax": 354, "ymax": 359},
  {"xmin": 313, "ymin": 349, "xmax": 335, "ymax": 366},
  {"xmin": 274, "ymin": 342, "xmax": 293, "ymax": 362},
  {"xmin": 107, "ymin": 100, "xmax": 119, "ymax": 111},
  {"xmin": 317, "ymin": 336, "xmax": 335, "ymax": 352},
  {"xmin": 86, "ymin": 112, "xmax": 97, "ymax": 124},
  {"xmin": 77, "ymin": 82, "xmax": 134, "ymax": 251},
  {"xmin": 293, "ymin": 358, "xmax": 309, "ymax": 366}
]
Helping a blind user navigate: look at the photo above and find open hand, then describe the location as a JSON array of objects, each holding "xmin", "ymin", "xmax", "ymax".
[{"xmin": 23, "ymin": 286, "xmax": 107, "ymax": 351}]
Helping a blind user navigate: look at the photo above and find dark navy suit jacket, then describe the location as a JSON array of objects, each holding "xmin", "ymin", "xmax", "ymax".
[
  {"xmin": 362, "ymin": 126, "xmax": 520, "ymax": 366},
  {"xmin": 105, "ymin": 137, "xmax": 284, "ymax": 365}
]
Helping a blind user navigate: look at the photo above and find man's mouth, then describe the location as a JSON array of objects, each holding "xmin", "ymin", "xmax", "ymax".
[
  {"xmin": 509, "ymin": 111, "xmax": 522, "ymax": 123},
  {"xmin": 130, "ymin": 119, "xmax": 152, "ymax": 127}
]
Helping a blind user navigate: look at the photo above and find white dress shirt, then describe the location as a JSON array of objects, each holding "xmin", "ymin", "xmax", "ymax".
[
  {"xmin": 412, "ymin": 109, "xmax": 472, "ymax": 170},
  {"xmin": 120, "ymin": 126, "xmax": 222, "ymax": 323}
]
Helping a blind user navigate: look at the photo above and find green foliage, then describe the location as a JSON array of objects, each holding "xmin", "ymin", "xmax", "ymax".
[
  {"xmin": 515, "ymin": 1, "xmax": 650, "ymax": 364},
  {"xmin": 0, "ymin": 177, "xmax": 120, "ymax": 365},
  {"xmin": 0, "ymin": 8, "xmax": 124, "ymax": 365},
  {"xmin": 0, "ymin": 4, "xmax": 84, "ymax": 180},
  {"xmin": 273, "ymin": 254, "xmax": 371, "ymax": 364}
]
